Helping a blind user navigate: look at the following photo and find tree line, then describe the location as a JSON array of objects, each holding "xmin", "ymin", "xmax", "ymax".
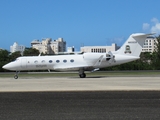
[
  {"xmin": 1, "ymin": 36, "xmax": 160, "ymax": 72},
  {"xmin": 0, "ymin": 48, "xmax": 40, "ymax": 72}
]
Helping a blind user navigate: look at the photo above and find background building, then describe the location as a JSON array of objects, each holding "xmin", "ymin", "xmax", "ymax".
[
  {"xmin": 10, "ymin": 42, "xmax": 25, "ymax": 55},
  {"xmin": 80, "ymin": 43, "xmax": 120, "ymax": 53},
  {"xmin": 142, "ymin": 37, "xmax": 157, "ymax": 52},
  {"xmin": 31, "ymin": 38, "xmax": 66, "ymax": 54},
  {"xmin": 67, "ymin": 46, "xmax": 75, "ymax": 53},
  {"xmin": 81, "ymin": 37, "xmax": 157, "ymax": 54}
]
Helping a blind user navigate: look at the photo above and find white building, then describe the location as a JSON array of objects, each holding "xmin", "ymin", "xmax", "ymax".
[
  {"xmin": 142, "ymin": 37, "xmax": 157, "ymax": 53},
  {"xmin": 10, "ymin": 42, "xmax": 25, "ymax": 54},
  {"xmin": 0, "ymin": 48, "xmax": 3, "ymax": 51},
  {"xmin": 67, "ymin": 46, "xmax": 75, "ymax": 52},
  {"xmin": 80, "ymin": 43, "xmax": 119, "ymax": 53},
  {"xmin": 31, "ymin": 38, "xmax": 66, "ymax": 54},
  {"xmin": 80, "ymin": 37, "xmax": 157, "ymax": 54}
]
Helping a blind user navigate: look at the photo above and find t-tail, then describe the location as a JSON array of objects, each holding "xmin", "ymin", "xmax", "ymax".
[{"xmin": 115, "ymin": 33, "xmax": 155, "ymax": 57}]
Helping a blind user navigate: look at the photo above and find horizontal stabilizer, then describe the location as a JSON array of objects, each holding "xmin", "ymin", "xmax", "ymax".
[{"xmin": 132, "ymin": 33, "xmax": 156, "ymax": 38}]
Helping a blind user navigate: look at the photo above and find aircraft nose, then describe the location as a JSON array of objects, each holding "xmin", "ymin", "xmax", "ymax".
[
  {"xmin": 2, "ymin": 64, "xmax": 10, "ymax": 70},
  {"xmin": 2, "ymin": 61, "xmax": 20, "ymax": 71},
  {"xmin": 2, "ymin": 63, "xmax": 15, "ymax": 70}
]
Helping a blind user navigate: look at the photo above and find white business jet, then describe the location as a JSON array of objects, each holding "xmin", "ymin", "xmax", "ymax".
[{"xmin": 3, "ymin": 33, "xmax": 154, "ymax": 79}]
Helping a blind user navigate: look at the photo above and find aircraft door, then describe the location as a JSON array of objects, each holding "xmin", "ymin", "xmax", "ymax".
[{"xmin": 21, "ymin": 59, "xmax": 27, "ymax": 68}]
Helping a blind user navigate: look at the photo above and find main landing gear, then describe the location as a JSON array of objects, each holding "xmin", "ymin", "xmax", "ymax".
[
  {"xmin": 14, "ymin": 71, "xmax": 20, "ymax": 79},
  {"xmin": 79, "ymin": 73, "xmax": 86, "ymax": 78},
  {"xmin": 79, "ymin": 69, "xmax": 86, "ymax": 78}
]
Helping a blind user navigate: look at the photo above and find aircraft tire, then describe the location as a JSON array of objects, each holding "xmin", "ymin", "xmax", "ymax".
[
  {"xmin": 79, "ymin": 73, "xmax": 86, "ymax": 78},
  {"xmin": 14, "ymin": 75, "xmax": 18, "ymax": 79}
]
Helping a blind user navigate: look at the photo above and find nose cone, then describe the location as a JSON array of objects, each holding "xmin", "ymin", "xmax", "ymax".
[
  {"xmin": 2, "ymin": 60, "xmax": 22, "ymax": 71},
  {"xmin": 2, "ymin": 64, "xmax": 11, "ymax": 70},
  {"xmin": 2, "ymin": 62, "xmax": 17, "ymax": 71}
]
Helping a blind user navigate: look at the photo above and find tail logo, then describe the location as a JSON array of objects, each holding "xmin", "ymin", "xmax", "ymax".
[{"xmin": 124, "ymin": 45, "xmax": 132, "ymax": 54}]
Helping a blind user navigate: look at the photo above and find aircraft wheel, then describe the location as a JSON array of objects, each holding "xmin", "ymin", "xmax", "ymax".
[
  {"xmin": 79, "ymin": 73, "xmax": 86, "ymax": 78},
  {"xmin": 14, "ymin": 75, "xmax": 18, "ymax": 79}
]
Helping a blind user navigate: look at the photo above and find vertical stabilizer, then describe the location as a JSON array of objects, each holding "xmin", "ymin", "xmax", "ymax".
[{"xmin": 116, "ymin": 33, "xmax": 155, "ymax": 57}]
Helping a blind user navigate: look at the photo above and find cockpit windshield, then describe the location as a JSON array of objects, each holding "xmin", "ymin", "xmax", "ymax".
[{"xmin": 13, "ymin": 58, "xmax": 19, "ymax": 62}]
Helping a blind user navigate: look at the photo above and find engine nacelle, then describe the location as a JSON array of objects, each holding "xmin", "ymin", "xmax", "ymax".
[
  {"xmin": 83, "ymin": 53, "xmax": 103, "ymax": 66},
  {"xmin": 106, "ymin": 51, "xmax": 116, "ymax": 63}
]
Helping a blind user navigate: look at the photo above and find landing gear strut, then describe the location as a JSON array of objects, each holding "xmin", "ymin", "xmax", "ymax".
[
  {"xmin": 79, "ymin": 68, "xmax": 86, "ymax": 78},
  {"xmin": 14, "ymin": 71, "xmax": 20, "ymax": 79}
]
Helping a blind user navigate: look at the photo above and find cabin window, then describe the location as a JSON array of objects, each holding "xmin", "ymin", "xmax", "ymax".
[
  {"xmin": 34, "ymin": 60, "xmax": 38, "ymax": 63},
  {"xmin": 42, "ymin": 60, "xmax": 45, "ymax": 63},
  {"xmin": 49, "ymin": 60, "xmax": 53, "ymax": 63},
  {"xmin": 91, "ymin": 49, "xmax": 93, "ymax": 52},
  {"xmin": 63, "ymin": 60, "xmax": 67, "ymax": 63},
  {"xmin": 56, "ymin": 60, "xmax": 60, "ymax": 63},
  {"xmin": 70, "ymin": 59, "xmax": 74, "ymax": 62}
]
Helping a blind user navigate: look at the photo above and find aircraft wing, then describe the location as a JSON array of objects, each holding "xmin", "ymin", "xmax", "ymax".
[
  {"xmin": 54, "ymin": 65, "xmax": 90, "ymax": 69},
  {"xmin": 53, "ymin": 65, "xmax": 93, "ymax": 71}
]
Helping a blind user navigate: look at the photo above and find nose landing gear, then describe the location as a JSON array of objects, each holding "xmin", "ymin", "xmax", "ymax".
[
  {"xmin": 14, "ymin": 71, "xmax": 20, "ymax": 79},
  {"xmin": 14, "ymin": 75, "xmax": 18, "ymax": 79}
]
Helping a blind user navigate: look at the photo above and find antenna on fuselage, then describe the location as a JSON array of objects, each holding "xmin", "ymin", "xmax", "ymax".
[{"xmin": 38, "ymin": 52, "xmax": 42, "ymax": 56}]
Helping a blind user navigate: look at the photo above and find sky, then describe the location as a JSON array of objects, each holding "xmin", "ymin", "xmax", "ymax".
[{"xmin": 1, "ymin": 0, "xmax": 160, "ymax": 51}]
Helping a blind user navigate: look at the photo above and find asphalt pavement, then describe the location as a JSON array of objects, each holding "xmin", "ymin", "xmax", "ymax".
[
  {"xmin": 0, "ymin": 75, "xmax": 160, "ymax": 119},
  {"xmin": 0, "ymin": 91, "xmax": 160, "ymax": 120}
]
